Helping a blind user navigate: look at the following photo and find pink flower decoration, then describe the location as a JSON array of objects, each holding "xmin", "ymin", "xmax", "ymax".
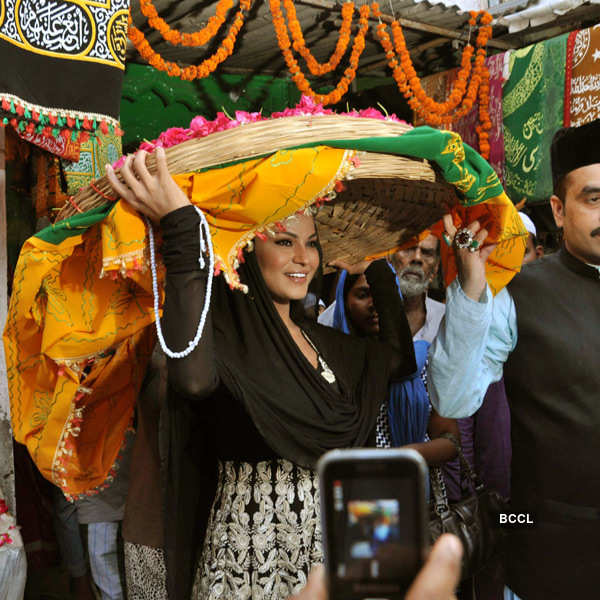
[
  {"xmin": 158, "ymin": 127, "xmax": 192, "ymax": 147},
  {"xmin": 112, "ymin": 155, "xmax": 126, "ymax": 169},
  {"xmin": 358, "ymin": 107, "xmax": 385, "ymax": 120},
  {"xmin": 234, "ymin": 110, "xmax": 264, "ymax": 125},
  {"xmin": 139, "ymin": 141, "xmax": 157, "ymax": 152},
  {"xmin": 111, "ymin": 95, "xmax": 410, "ymax": 169},
  {"xmin": 190, "ymin": 115, "xmax": 209, "ymax": 132}
]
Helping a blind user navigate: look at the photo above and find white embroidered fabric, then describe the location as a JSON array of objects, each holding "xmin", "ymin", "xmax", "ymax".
[{"xmin": 193, "ymin": 459, "xmax": 323, "ymax": 599}]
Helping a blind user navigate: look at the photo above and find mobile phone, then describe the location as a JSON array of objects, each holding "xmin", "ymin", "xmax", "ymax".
[{"xmin": 318, "ymin": 448, "xmax": 429, "ymax": 600}]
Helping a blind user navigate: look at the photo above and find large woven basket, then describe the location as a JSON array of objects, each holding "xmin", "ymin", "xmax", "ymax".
[{"xmin": 56, "ymin": 115, "xmax": 458, "ymax": 265}]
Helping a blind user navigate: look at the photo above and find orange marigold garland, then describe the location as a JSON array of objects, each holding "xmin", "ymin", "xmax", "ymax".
[
  {"xmin": 284, "ymin": 0, "xmax": 354, "ymax": 76},
  {"xmin": 477, "ymin": 64, "xmax": 492, "ymax": 158},
  {"xmin": 139, "ymin": 0, "xmax": 233, "ymax": 47},
  {"xmin": 271, "ymin": 0, "xmax": 370, "ymax": 105},
  {"xmin": 128, "ymin": 0, "xmax": 252, "ymax": 80},
  {"xmin": 373, "ymin": 4, "xmax": 494, "ymax": 157}
]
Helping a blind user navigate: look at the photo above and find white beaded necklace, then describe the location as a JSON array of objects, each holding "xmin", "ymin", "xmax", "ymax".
[{"xmin": 145, "ymin": 207, "xmax": 214, "ymax": 359}]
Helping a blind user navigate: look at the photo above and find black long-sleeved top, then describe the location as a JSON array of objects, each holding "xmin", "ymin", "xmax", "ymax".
[{"xmin": 160, "ymin": 205, "xmax": 415, "ymax": 461}]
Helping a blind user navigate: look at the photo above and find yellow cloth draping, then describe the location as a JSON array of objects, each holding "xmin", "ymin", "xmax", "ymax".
[{"xmin": 4, "ymin": 146, "xmax": 351, "ymax": 497}]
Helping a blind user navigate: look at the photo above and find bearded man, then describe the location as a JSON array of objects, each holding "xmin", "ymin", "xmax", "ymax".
[{"xmin": 388, "ymin": 233, "xmax": 444, "ymax": 342}]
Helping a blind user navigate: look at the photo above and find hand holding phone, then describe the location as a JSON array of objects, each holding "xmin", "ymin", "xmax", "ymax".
[
  {"xmin": 290, "ymin": 535, "xmax": 462, "ymax": 600},
  {"xmin": 318, "ymin": 448, "xmax": 429, "ymax": 600}
]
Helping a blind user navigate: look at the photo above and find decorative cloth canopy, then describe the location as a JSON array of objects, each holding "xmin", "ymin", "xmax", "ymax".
[
  {"xmin": 4, "ymin": 110, "xmax": 526, "ymax": 498},
  {"xmin": 62, "ymin": 131, "xmax": 124, "ymax": 195},
  {"xmin": 503, "ymin": 35, "xmax": 568, "ymax": 204},
  {"xmin": 0, "ymin": 0, "xmax": 128, "ymax": 155}
]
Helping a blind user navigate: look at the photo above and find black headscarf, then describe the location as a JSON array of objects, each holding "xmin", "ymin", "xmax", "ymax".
[{"xmin": 210, "ymin": 250, "xmax": 395, "ymax": 468}]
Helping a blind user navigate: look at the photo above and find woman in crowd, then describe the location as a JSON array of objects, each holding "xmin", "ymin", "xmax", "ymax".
[
  {"xmin": 324, "ymin": 268, "xmax": 458, "ymax": 463},
  {"xmin": 106, "ymin": 148, "xmax": 416, "ymax": 600}
]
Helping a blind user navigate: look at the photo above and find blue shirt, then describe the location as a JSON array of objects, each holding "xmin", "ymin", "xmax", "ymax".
[{"xmin": 427, "ymin": 280, "xmax": 518, "ymax": 418}]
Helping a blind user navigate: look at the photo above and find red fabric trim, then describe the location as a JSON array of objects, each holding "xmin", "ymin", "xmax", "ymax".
[
  {"xmin": 68, "ymin": 196, "xmax": 84, "ymax": 213},
  {"xmin": 89, "ymin": 182, "xmax": 119, "ymax": 203},
  {"xmin": 564, "ymin": 29, "xmax": 579, "ymax": 128}
]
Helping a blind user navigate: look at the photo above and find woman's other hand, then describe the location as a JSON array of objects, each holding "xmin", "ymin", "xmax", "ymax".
[
  {"xmin": 106, "ymin": 147, "xmax": 191, "ymax": 223},
  {"xmin": 442, "ymin": 214, "xmax": 496, "ymax": 302},
  {"xmin": 328, "ymin": 258, "xmax": 373, "ymax": 275}
]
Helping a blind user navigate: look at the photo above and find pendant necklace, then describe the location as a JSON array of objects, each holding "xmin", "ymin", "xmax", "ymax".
[{"xmin": 301, "ymin": 330, "xmax": 336, "ymax": 384}]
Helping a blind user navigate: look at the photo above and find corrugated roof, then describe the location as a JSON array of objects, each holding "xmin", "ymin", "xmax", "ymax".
[{"xmin": 494, "ymin": 0, "xmax": 600, "ymax": 45}]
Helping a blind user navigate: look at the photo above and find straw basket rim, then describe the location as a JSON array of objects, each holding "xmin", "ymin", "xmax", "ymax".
[
  {"xmin": 56, "ymin": 114, "xmax": 436, "ymax": 221},
  {"xmin": 54, "ymin": 114, "xmax": 458, "ymax": 272}
]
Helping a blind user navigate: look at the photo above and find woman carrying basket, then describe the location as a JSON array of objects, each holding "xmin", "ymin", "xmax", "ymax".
[{"xmin": 107, "ymin": 148, "xmax": 416, "ymax": 599}]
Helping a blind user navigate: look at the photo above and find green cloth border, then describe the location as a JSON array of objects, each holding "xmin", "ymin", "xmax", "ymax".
[
  {"xmin": 36, "ymin": 126, "xmax": 504, "ymax": 246},
  {"xmin": 197, "ymin": 126, "xmax": 503, "ymax": 203},
  {"xmin": 35, "ymin": 203, "xmax": 113, "ymax": 245}
]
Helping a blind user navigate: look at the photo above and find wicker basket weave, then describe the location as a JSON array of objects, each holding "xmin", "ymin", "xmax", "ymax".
[
  {"xmin": 317, "ymin": 176, "xmax": 455, "ymax": 269},
  {"xmin": 56, "ymin": 115, "xmax": 458, "ymax": 263}
]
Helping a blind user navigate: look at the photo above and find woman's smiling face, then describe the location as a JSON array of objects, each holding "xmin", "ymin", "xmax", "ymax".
[{"xmin": 254, "ymin": 213, "xmax": 320, "ymax": 304}]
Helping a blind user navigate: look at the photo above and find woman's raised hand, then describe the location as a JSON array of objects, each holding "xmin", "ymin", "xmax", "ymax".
[
  {"xmin": 442, "ymin": 214, "xmax": 496, "ymax": 302},
  {"xmin": 328, "ymin": 258, "xmax": 373, "ymax": 275},
  {"xmin": 106, "ymin": 147, "xmax": 191, "ymax": 223}
]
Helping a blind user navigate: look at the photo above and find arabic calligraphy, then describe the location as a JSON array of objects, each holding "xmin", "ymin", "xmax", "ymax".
[
  {"xmin": 441, "ymin": 132, "xmax": 476, "ymax": 195},
  {"xmin": 522, "ymin": 112, "xmax": 543, "ymax": 141},
  {"xmin": 18, "ymin": 0, "xmax": 93, "ymax": 55},
  {"xmin": 503, "ymin": 44, "xmax": 544, "ymax": 119},
  {"xmin": 522, "ymin": 147, "xmax": 538, "ymax": 174},
  {"xmin": 0, "ymin": 0, "xmax": 129, "ymax": 69},
  {"xmin": 573, "ymin": 28, "xmax": 590, "ymax": 69},
  {"xmin": 570, "ymin": 27, "xmax": 600, "ymax": 129},
  {"xmin": 571, "ymin": 93, "xmax": 600, "ymax": 126},
  {"xmin": 107, "ymin": 9, "xmax": 127, "ymax": 67},
  {"xmin": 503, "ymin": 128, "xmax": 526, "ymax": 168}
]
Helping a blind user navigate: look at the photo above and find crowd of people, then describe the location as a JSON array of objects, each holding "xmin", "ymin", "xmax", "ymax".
[{"xmin": 26, "ymin": 118, "xmax": 600, "ymax": 600}]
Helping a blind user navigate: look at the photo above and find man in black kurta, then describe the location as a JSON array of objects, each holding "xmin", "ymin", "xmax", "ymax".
[{"xmin": 428, "ymin": 119, "xmax": 600, "ymax": 599}]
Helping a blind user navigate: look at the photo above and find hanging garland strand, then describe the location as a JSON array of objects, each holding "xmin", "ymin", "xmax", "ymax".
[
  {"xmin": 477, "ymin": 63, "xmax": 492, "ymax": 157},
  {"xmin": 284, "ymin": 0, "xmax": 355, "ymax": 76},
  {"xmin": 373, "ymin": 4, "xmax": 492, "ymax": 121},
  {"xmin": 127, "ymin": 0, "xmax": 252, "ymax": 80},
  {"xmin": 372, "ymin": 4, "xmax": 493, "ymax": 157},
  {"xmin": 138, "ymin": 0, "xmax": 233, "ymax": 47},
  {"xmin": 271, "ymin": 0, "xmax": 370, "ymax": 105}
]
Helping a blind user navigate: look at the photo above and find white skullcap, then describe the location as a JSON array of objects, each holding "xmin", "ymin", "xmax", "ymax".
[{"xmin": 518, "ymin": 212, "xmax": 537, "ymax": 237}]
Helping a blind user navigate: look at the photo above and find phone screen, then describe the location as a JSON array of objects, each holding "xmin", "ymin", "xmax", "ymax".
[
  {"xmin": 320, "ymin": 450, "xmax": 427, "ymax": 599},
  {"xmin": 331, "ymin": 477, "xmax": 419, "ymax": 582}
]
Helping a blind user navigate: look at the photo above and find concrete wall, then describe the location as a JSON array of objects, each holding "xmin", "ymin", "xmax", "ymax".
[{"xmin": 0, "ymin": 127, "xmax": 15, "ymax": 515}]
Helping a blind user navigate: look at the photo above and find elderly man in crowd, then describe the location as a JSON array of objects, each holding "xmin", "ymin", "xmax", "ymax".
[
  {"xmin": 388, "ymin": 233, "xmax": 445, "ymax": 342},
  {"xmin": 428, "ymin": 120, "xmax": 600, "ymax": 599},
  {"xmin": 319, "ymin": 232, "xmax": 444, "ymax": 339}
]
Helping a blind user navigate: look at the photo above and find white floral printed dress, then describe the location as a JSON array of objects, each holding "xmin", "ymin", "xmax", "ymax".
[{"xmin": 192, "ymin": 458, "xmax": 322, "ymax": 599}]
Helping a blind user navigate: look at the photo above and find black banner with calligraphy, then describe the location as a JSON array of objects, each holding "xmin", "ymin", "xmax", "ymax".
[{"xmin": 0, "ymin": 0, "xmax": 129, "ymax": 157}]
